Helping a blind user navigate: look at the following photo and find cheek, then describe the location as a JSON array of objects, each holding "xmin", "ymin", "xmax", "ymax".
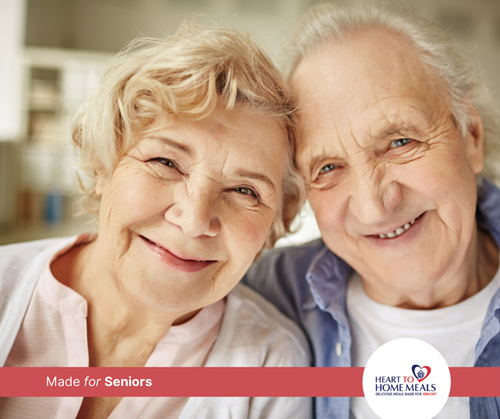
[
  {"xmin": 405, "ymin": 149, "xmax": 477, "ymax": 212},
  {"xmin": 308, "ymin": 188, "xmax": 347, "ymax": 236},
  {"xmin": 101, "ymin": 172, "xmax": 172, "ymax": 227},
  {"xmin": 226, "ymin": 211, "xmax": 274, "ymax": 269}
]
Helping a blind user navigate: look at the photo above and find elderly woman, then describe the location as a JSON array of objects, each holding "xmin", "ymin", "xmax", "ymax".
[
  {"xmin": 243, "ymin": 4, "xmax": 500, "ymax": 419},
  {"xmin": 0, "ymin": 23, "xmax": 311, "ymax": 418}
]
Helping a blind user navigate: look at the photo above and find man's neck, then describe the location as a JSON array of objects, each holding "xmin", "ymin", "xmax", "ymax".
[{"xmin": 360, "ymin": 227, "xmax": 499, "ymax": 310}]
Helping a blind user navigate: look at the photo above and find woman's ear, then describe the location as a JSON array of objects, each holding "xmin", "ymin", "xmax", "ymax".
[
  {"xmin": 95, "ymin": 177, "xmax": 107, "ymax": 196},
  {"xmin": 465, "ymin": 103, "xmax": 484, "ymax": 175}
]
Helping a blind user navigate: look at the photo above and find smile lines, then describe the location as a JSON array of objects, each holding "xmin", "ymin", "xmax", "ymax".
[
  {"xmin": 140, "ymin": 235, "xmax": 215, "ymax": 262},
  {"xmin": 378, "ymin": 219, "xmax": 416, "ymax": 239}
]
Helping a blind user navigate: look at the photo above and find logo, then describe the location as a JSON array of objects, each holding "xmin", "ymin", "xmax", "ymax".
[
  {"xmin": 412, "ymin": 365, "xmax": 431, "ymax": 382},
  {"xmin": 362, "ymin": 338, "xmax": 451, "ymax": 419}
]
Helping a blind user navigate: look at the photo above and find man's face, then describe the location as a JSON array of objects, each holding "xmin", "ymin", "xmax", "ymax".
[{"xmin": 291, "ymin": 29, "xmax": 484, "ymax": 305}]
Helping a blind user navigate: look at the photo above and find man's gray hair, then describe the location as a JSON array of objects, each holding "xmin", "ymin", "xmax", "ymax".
[{"xmin": 291, "ymin": 3, "xmax": 500, "ymax": 184}]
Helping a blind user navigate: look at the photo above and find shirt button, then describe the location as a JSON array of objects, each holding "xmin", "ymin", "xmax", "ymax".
[{"xmin": 336, "ymin": 342, "xmax": 342, "ymax": 356}]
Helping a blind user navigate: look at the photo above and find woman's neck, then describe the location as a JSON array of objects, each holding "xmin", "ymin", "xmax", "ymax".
[{"xmin": 51, "ymin": 238, "xmax": 199, "ymax": 367}]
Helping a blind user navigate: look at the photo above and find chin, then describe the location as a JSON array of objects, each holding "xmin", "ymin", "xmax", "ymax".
[{"xmin": 123, "ymin": 274, "xmax": 195, "ymax": 312}]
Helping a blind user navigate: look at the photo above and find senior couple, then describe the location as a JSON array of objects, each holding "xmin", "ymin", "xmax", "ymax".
[{"xmin": 1, "ymin": 3, "xmax": 499, "ymax": 419}]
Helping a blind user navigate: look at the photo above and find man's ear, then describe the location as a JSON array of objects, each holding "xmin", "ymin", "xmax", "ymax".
[{"xmin": 465, "ymin": 103, "xmax": 484, "ymax": 175}]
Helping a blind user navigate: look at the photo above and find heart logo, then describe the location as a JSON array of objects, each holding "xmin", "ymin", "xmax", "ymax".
[{"xmin": 412, "ymin": 364, "xmax": 431, "ymax": 382}]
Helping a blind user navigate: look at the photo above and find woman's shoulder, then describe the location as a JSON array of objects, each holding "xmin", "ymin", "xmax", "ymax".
[
  {"xmin": 0, "ymin": 237, "xmax": 74, "ymax": 275},
  {"xmin": 0, "ymin": 234, "xmax": 95, "ymax": 262},
  {"xmin": 227, "ymin": 283, "xmax": 309, "ymax": 347},
  {"xmin": 206, "ymin": 283, "xmax": 311, "ymax": 368},
  {"xmin": 0, "ymin": 236, "xmax": 70, "ymax": 254},
  {"xmin": 0, "ymin": 236, "xmax": 80, "ymax": 366},
  {"xmin": 0, "ymin": 235, "xmax": 87, "ymax": 295}
]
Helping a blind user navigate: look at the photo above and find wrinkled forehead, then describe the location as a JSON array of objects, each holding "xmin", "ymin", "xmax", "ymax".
[
  {"xmin": 127, "ymin": 100, "xmax": 288, "ymax": 151},
  {"xmin": 290, "ymin": 28, "xmax": 449, "ymax": 159}
]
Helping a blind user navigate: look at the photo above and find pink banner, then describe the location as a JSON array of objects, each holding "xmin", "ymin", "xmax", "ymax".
[{"xmin": 0, "ymin": 367, "xmax": 497, "ymax": 397}]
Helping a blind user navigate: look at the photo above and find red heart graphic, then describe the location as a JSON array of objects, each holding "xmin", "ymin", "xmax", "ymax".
[{"xmin": 417, "ymin": 366, "xmax": 431, "ymax": 382}]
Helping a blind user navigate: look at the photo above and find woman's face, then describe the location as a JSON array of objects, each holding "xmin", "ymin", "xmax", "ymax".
[{"xmin": 95, "ymin": 103, "xmax": 288, "ymax": 317}]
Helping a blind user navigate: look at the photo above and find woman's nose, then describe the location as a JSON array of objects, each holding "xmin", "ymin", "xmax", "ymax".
[
  {"xmin": 347, "ymin": 171, "xmax": 402, "ymax": 226},
  {"xmin": 164, "ymin": 185, "xmax": 220, "ymax": 238}
]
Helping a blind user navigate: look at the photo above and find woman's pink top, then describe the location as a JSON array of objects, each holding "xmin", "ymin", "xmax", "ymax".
[{"xmin": 1, "ymin": 235, "xmax": 225, "ymax": 419}]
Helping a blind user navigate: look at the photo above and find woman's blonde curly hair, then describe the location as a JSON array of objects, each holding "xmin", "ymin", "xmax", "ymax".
[{"xmin": 72, "ymin": 22, "xmax": 305, "ymax": 248}]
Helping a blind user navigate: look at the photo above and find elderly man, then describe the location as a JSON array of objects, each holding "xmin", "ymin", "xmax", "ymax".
[{"xmin": 243, "ymin": 4, "xmax": 500, "ymax": 419}]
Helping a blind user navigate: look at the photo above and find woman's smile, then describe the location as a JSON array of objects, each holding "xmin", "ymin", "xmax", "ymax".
[{"xmin": 139, "ymin": 235, "xmax": 217, "ymax": 272}]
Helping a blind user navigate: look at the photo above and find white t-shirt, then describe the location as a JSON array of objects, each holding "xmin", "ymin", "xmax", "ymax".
[{"xmin": 347, "ymin": 263, "xmax": 500, "ymax": 419}]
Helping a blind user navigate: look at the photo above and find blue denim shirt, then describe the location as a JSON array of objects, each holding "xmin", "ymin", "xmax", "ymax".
[{"xmin": 242, "ymin": 178, "xmax": 500, "ymax": 419}]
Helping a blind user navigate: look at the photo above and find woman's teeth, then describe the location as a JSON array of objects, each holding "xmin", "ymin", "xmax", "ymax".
[{"xmin": 379, "ymin": 219, "xmax": 415, "ymax": 239}]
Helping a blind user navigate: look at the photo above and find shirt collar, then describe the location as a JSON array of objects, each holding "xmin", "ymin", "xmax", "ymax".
[
  {"xmin": 477, "ymin": 178, "xmax": 500, "ymax": 242},
  {"xmin": 37, "ymin": 233, "xmax": 97, "ymax": 317},
  {"xmin": 305, "ymin": 244, "xmax": 352, "ymax": 328},
  {"xmin": 477, "ymin": 178, "xmax": 500, "ymax": 312}
]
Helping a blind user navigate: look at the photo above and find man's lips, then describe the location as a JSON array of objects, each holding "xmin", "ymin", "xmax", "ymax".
[
  {"xmin": 139, "ymin": 235, "xmax": 217, "ymax": 272},
  {"xmin": 366, "ymin": 212, "xmax": 426, "ymax": 240}
]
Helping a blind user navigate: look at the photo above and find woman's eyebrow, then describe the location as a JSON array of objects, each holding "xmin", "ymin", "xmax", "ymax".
[
  {"xmin": 236, "ymin": 171, "xmax": 276, "ymax": 192},
  {"xmin": 146, "ymin": 135, "xmax": 193, "ymax": 156}
]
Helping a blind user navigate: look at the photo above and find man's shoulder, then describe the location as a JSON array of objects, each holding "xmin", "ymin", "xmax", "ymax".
[
  {"xmin": 210, "ymin": 283, "xmax": 311, "ymax": 367},
  {"xmin": 262, "ymin": 237, "xmax": 326, "ymax": 265},
  {"xmin": 246, "ymin": 238, "xmax": 325, "ymax": 285},
  {"xmin": 243, "ymin": 238, "xmax": 325, "ymax": 296}
]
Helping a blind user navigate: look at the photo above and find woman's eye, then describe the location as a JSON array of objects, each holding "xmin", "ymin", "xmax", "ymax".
[
  {"xmin": 320, "ymin": 164, "xmax": 337, "ymax": 174},
  {"xmin": 390, "ymin": 138, "xmax": 412, "ymax": 148},
  {"xmin": 233, "ymin": 186, "xmax": 258, "ymax": 198},
  {"xmin": 153, "ymin": 158, "xmax": 176, "ymax": 169}
]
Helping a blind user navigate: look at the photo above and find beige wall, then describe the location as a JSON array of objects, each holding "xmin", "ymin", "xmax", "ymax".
[
  {"xmin": 2, "ymin": 0, "xmax": 498, "ymax": 243},
  {"xmin": 0, "ymin": 0, "xmax": 26, "ymax": 141},
  {"xmin": 24, "ymin": 0, "xmax": 500, "ymax": 103}
]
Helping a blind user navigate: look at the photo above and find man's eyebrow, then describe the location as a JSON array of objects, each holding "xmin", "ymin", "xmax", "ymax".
[
  {"xmin": 145, "ymin": 135, "xmax": 193, "ymax": 156},
  {"xmin": 236, "ymin": 171, "xmax": 276, "ymax": 192},
  {"xmin": 377, "ymin": 123, "xmax": 420, "ymax": 138}
]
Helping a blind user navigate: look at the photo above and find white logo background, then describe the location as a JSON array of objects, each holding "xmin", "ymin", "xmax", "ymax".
[{"xmin": 362, "ymin": 338, "xmax": 451, "ymax": 419}]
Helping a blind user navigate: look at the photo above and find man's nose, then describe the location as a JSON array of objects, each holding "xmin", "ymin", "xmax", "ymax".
[
  {"xmin": 164, "ymin": 184, "xmax": 220, "ymax": 238},
  {"xmin": 347, "ymin": 170, "xmax": 402, "ymax": 226}
]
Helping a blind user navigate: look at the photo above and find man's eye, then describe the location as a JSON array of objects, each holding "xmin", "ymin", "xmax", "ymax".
[
  {"xmin": 390, "ymin": 138, "xmax": 412, "ymax": 148},
  {"xmin": 320, "ymin": 164, "xmax": 337, "ymax": 174},
  {"xmin": 233, "ymin": 186, "xmax": 257, "ymax": 198}
]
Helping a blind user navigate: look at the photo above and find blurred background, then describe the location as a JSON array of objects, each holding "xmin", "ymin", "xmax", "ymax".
[{"xmin": 1, "ymin": 0, "xmax": 500, "ymax": 246}]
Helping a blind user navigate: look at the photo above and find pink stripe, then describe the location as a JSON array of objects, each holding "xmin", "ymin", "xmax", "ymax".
[{"xmin": 0, "ymin": 367, "xmax": 498, "ymax": 397}]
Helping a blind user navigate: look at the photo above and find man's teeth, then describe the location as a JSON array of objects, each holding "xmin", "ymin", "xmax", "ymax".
[{"xmin": 379, "ymin": 219, "xmax": 415, "ymax": 239}]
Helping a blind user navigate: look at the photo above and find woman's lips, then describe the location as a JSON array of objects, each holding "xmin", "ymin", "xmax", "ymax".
[{"xmin": 139, "ymin": 235, "xmax": 216, "ymax": 272}]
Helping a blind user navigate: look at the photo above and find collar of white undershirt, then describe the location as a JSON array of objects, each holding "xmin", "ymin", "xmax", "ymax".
[{"xmin": 347, "ymin": 258, "xmax": 500, "ymax": 329}]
